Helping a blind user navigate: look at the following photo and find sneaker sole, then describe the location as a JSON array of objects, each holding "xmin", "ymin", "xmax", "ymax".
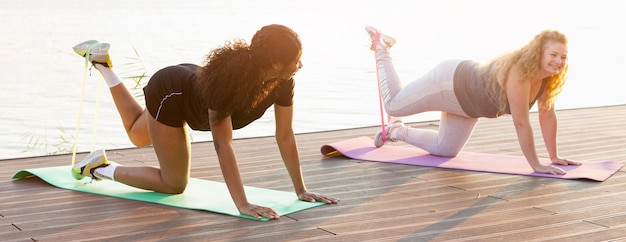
[
  {"xmin": 73, "ymin": 42, "xmax": 113, "ymax": 68},
  {"xmin": 72, "ymin": 40, "xmax": 101, "ymax": 56}
]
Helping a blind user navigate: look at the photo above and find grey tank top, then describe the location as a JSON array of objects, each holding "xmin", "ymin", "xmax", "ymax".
[{"xmin": 453, "ymin": 60, "xmax": 546, "ymax": 118}]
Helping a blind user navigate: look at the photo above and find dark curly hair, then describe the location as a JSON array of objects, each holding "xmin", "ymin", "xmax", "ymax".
[{"xmin": 195, "ymin": 24, "xmax": 302, "ymax": 122}]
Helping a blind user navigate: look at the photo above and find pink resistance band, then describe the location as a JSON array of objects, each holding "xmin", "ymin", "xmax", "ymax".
[{"xmin": 373, "ymin": 32, "xmax": 389, "ymax": 142}]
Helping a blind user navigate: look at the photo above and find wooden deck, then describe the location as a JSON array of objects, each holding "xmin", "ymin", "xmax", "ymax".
[{"xmin": 2, "ymin": 105, "xmax": 625, "ymax": 241}]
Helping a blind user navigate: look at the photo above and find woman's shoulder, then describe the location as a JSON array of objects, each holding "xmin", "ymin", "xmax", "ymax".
[
  {"xmin": 151, "ymin": 64, "xmax": 200, "ymax": 81},
  {"xmin": 175, "ymin": 63, "xmax": 200, "ymax": 71},
  {"xmin": 156, "ymin": 63, "xmax": 199, "ymax": 74}
]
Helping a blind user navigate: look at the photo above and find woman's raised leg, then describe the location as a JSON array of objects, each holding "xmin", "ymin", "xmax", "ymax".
[
  {"xmin": 95, "ymin": 65, "xmax": 152, "ymax": 147},
  {"xmin": 366, "ymin": 27, "xmax": 476, "ymax": 154}
]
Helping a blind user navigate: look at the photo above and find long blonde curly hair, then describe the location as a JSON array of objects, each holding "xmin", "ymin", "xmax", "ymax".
[{"xmin": 483, "ymin": 30, "xmax": 568, "ymax": 111}]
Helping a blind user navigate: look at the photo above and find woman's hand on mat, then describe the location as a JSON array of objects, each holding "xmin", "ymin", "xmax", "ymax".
[
  {"xmin": 239, "ymin": 203, "xmax": 280, "ymax": 220},
  {"xmin": 534, "ymin": 164, "xmax": 566, "ymax": 175},
  {"xmin": 298, "ymin": 191, "xmax": 339, "ymax": 204},
  {"xmin": 551, "ymin": 157, "xmax": 581, "ymax": 166}
]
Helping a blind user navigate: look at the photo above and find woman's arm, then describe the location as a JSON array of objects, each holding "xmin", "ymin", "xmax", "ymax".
[
  {"xmin": 537, "ymin": 99, "xmax": 581, "ymax": 166},
  {"xmin": 209, "ymin": 109, "xmax": 279, "ymax": 219},
  {"xmin": 505, "ymin": 67, "xmax": 565, "ymax": 174},
  {"xmin": 273, "ymin": 105, "xmax": 306, "ymax": 194},
  {"xmin": 274, "ymin": 105, "xmax": 338, "ymax": 204}
]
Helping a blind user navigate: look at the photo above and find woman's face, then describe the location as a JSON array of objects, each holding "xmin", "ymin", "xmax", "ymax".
[
  {"xmin": 277, "ymin": 51, "xmax": 303, "ymax": 80},
  {"xmin": 541, "ymin": 41, "xmax": 568, "ymax": 75}
]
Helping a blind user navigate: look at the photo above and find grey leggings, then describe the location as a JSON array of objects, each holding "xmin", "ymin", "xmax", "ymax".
[{"xmin": 376, "ymin": 50, "xmax": 478, "ymax": 157}]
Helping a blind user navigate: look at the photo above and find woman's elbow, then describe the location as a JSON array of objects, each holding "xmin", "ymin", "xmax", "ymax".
[
  {"xmin": 510, "ymin": 116, "xmax": 531, "ymax": 130},
  {"xmin": 275, "ymin": 131, "xmax": 294, "ymax": 144},
  {"xmin": 538, "ymin": 109, "xmax": 557, "ymax": 121}
]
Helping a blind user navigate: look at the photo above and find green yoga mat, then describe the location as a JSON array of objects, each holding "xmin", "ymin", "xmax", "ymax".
[{"xmin": 12, "ymin": 165, "xmax": 324, "ymax": 221}]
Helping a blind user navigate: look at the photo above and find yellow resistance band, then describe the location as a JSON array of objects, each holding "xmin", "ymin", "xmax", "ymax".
[{"xmin": 70, "ymin": 43, "xmax": 102, "ymax": 166}]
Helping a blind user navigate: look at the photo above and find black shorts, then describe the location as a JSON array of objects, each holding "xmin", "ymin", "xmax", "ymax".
[{"xmin": 143, "ymin": 64, "xmax": 200, "ymax": 129}]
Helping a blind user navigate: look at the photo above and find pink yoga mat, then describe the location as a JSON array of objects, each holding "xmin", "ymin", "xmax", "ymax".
[{"xmin": 321, "ymin": 136, "xmax": 622, "ymax": 181}]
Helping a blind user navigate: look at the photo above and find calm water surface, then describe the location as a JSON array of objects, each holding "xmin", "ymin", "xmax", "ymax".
[{"xmin": 0, "ymin": 0, "xmax": 624, "ymax": 159}]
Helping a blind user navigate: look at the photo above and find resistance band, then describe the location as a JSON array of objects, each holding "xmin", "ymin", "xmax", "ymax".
[
  {"xmin": 70, "ymin": 44, "xmax": 101, "ymax": 167},
  {"xmin": 373, "ymin": 33, "xmax": 388, "ymax": 142}
]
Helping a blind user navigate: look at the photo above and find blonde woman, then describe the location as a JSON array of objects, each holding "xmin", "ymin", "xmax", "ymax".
[{"xmin": 365, "ymin": 26, "xmax": 580, "ymax": 175}]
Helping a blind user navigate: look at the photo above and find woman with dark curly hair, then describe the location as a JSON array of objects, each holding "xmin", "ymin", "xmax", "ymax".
[
  {"xmin": 365, "ymin": 26, "xmax": 581, "ymax": 175},
  {"xmin": 71, "ymin": 24, "xmax": 338, "ymax": 220}
]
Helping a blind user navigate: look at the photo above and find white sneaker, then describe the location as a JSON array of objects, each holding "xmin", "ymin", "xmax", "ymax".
[
  {"xmin": 71, "ymin": 149, "xmax": 111, "ymax": 181},
  {"xmin": 72, "ymin": 40, "xmax": 113, "ymax": 67},
  {"xmin": 365, "ymin": 26, "xmax": 396, "ymax": 51},
  {"xmin": 374, "ymin": 120, "xmax": 405, "ymax": 148}
]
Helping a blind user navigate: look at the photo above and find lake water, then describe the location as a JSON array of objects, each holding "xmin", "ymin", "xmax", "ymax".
[{"xmin": 1, "ymin": 0, "xmax": 624, "ymax": 160}]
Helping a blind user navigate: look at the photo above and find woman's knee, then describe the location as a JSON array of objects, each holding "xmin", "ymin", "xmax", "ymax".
[
  {"xmin": 385, "ymin": 107, "xmax": 403, "ymax": 117},
  {"xmin": 384, "ymin": 102, "xmax": 412, "ymax": 117},
  {"xmin": 128, "ymin": 113, "xmax": 152, "ymax": 147},
  {"xmin": 430, "ymin": 151, "xmax": 459, "ymax": 157},
  {"xmin": 430, "ymin": 147, "xmax": 462, "ymax": 157},
  {"xmin": 160, "ymin": 180, "xmax": 188, "ymax": 194},
  {"xmin": 154, "ymin": 166, "xmax": 189, "ymax": 194},
  {"xmin": 128, "ymin": 130, "xmax": 152, "ymax": 147}
]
